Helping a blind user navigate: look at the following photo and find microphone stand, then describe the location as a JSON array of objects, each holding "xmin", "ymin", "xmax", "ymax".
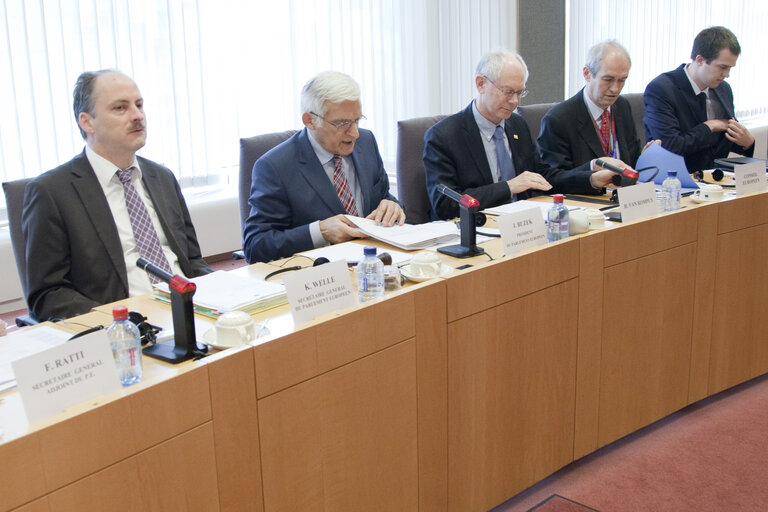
[
  {"xmin": 137, "ymin": 257, "xmax": 207, "ymax": 364},
  {"xmin": 436, "ymin": 185, "xmax": 486, "ymax": 258}
]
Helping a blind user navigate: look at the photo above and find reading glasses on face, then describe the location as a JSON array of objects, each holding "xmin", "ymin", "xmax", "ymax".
[
  {"xmin": 483, "ymin": 76, "xmax": 528, "ymax": 99},
  {"xmin": 310, "ymin": 112, "xmax": 366, "ymax": 131}
]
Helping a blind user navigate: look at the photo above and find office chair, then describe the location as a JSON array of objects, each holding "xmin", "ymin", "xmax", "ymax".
[
  {"xmin": 517, "ymin": 102, "xmax": 556, "ymax": 140},
  {"xmin": 235, "ymin": 131, "xmax": 298, "ymax": 259},
  {"xmin": 395, "ymin": 115, "xmax": 446, "ymax": 224},
  {"xmin": 622, "ymin": 92, "xmax": 646, "ymax": 143},
  {"xmin": 2, "ymin": 178, "xmax": 38, "ymax": 326}
]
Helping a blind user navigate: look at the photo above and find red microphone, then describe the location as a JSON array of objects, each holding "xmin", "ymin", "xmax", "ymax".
[{"xmin": 596, "ymin": 158, "xmax": 638, "ymax": 180}]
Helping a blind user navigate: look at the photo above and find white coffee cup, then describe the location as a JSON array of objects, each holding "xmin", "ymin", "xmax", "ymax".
[
  {"xmin": 569, "ymin": 210, "xmax": 590, "ymax": 235},
  {"xmin": 410, "ymin": 251, "xmax": 442, "ymax": 278},
  {"xmin": 692, "ymin": 184, "xmax": 724, "ymax": 202},
  {"xmin": 586, "ymin": 209, "xmax": 607, "ymax": 229},
  {"xmin": 215, "ymin": 311, "xmax": 256, "ymax": 347}
]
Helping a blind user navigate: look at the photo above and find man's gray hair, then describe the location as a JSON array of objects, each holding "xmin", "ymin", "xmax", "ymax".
[
  {"xmin": 73, "ymin": 69, "xmax": 117, "ymax": 139},
  {"xmin": 585, "ymin": 40, "xmax": 631, "ymax": 76},
  {"xmin": 475, "ymin": 50, "xmax": 529, "ymax": 84},
  {"xmin": 300, "ymin": 71, "xmax": 361, "ymax": 124}
]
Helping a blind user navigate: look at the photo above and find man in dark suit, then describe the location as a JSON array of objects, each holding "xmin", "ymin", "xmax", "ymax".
[
  {"xmin": 243, "ymin": 71, "xmax": 404, "ymax": 263},
  {"xmin": 539, "ymin": 40, "xmax": 652, "ymax": 171},
  {"xmin": 22, "ymin": 70, "xmax": 211, "ymax": 321},
  {"xmin": 644, "ymin": 26, "xmax": 755, "ymax": 172},
  {"xmin": 423, "ymin": 50, "xmax": 620, "ymax": 221}
]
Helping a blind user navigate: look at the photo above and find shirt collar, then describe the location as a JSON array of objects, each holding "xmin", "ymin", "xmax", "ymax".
[
  {"xmin": 85, "ymin": 144, "xmax": 141, "ymax": 188},
  {"xmin": 684, "ymin": 63, "xmax": 708, "ymax": 96},
  {"xmin": 306, "ymin": 127, "xmax": 337, "ymax": 165},
  {"xmin": 582, "ymin": 88, "xmax": 610, "ymax": 121},
  {"xmin": 472, "ymin": 100, "xmax": 504, "ymax": 141}
]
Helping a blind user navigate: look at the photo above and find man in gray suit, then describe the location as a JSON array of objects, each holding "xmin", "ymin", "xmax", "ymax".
[{"xmin": 22, "ymin": 70, "xmax": 211, "ymax": 321}]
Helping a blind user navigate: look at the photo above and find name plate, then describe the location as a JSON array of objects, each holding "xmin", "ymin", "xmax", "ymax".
[
  {"xmin": 12, "ymin": 331, "xmax": 121, "ymax": 425},
  {"xmin": 617, "ymin": 182, "xmax": 659, "ymax": 223},
  {"xmin": 284, "ymin": 259, "xmax": 356, "ymax": 325},
  {"xmin": 497, "ymin": 206, "xmax": 547, "ymax": 255},
  {"xmin": 734, "ymin": 161, "xmax": 767, "ymax": 196}
]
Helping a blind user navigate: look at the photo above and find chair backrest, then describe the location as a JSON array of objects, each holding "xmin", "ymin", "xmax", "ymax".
[
  {"xmin": 239, "ymin": 131, "xmax": 298, "ymax": 231},
  {"xmin": 2, "ymin": 178, "xmax": 33, "ymax": 297},
  {"xmin": 517, "ymin": 102, "xmax": 556, "ymax": 140},
  {"xmin": 396, "ymin": 115, "xmax": 446, "ymax": 224},
  {"xmin": 622, "ymin": 92, "xmax": 645, "ymax": 143}
]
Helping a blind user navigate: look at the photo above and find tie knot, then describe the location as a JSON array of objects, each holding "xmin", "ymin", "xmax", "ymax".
[
  {"xmin": 493, "ymin": 125, "xmax": 505, "ymax": 140},
  {"xmin": 116, "ymin": 167, "xmax": 134, "ymax": 184},
  {"xmin": 601, "ymin": 109, "xmax": 609, "ymax": 122}
]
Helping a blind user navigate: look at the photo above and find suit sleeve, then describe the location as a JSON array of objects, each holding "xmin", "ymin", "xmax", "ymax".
[
  {"xmin": 242, "ymin": 157, "xmax": 315, "ymax": 263},
  {"xmin": 22, "ymin": 179, "xmax": 100, "ymax": 320},
  {"xmin": 364, "ymin": 131, "xmax": 400, "ymax": 211},
  {"xmin": 643, "ymin": 79, "xmax": 720, "ymax": 156},
  {"xmin": 538, "ymin": 111, "xmax": 578, "ymax": 170},
  {"xmin": 167, "ymin": 177, "xmax": 212, "ymax": 277},
  {"xmin": 423, "ymin": 123, "xmax": 511, "ymax": 220}
]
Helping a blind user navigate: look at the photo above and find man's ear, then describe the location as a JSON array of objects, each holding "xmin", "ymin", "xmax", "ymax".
[
  {"xmin": 301, "ymin": 112, "xmax": 315, "ymax": 129},
  {"xmin": 583, "ymin": 66, "xmax": 592, "ymax": 83},
  {"xmin": 79, "ymin": 112, "xmax": 94, "ymax": 136}
]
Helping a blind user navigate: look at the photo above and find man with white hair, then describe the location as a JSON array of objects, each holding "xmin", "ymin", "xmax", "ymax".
[
  {"xmin": 243, "ymin": 71, "xmax": 404, "ymax": 263},
  {"xmin": 424, "ymin": 50, "xmax": 620, "ymax": 220},
  {"xmin": 538, "ymin": 40, "xmax": 651, "ymax": 171}
]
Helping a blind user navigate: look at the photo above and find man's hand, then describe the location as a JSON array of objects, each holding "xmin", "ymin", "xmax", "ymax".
[
  {"xmin": 725, "ymin": 119, "xmax": 755, "ymax": 148},
  {"xmin": 590, "ymin": 170, "xmax": 616, "ymax": 189},
  {"xmin": 506, "ymin": 171, "xmax": 552, "ymax": 195},
  {"xmin": 319, "ymin": 214, "xmax": 366, "ymax": 244},
  {"xmin": 641, "ymin": 139, "xmax": 662, "ymax": 153},
  {"xmin": 704, "ymin": 119, "xmax": 729, "ymax": 133},
  {"xmin": 366, "ymin": 199, "xmax": 406, "ymax": 226}
]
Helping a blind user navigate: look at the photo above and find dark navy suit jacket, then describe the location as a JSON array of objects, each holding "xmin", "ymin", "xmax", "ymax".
[
  {"xmin": 242, "ymin": 128, "xmax": 396, "ymax": 263},
  {"xmin": 22, "ymin": 151, "xmax": 211, "ymax": 320},
  {"xmin": 538, "ymin": 89, "xmax": 642, "ymax": 169},
  {"xmin": 643, "ymin": 63, "xmax": 754, "ymax": 172},
  {"xmin": 423, "ymin": 102, "xmax": 596, "ymax": 220}
]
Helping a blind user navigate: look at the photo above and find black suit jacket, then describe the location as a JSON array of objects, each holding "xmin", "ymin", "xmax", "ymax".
[
  {"xmin": 423, "ymin": 102, "xmax": 596, "ymax": 220},
  {"xmin": 22, "ymin": 151, "xmax": 211, "ymax": 320},
  {"xmin": 643, "ymin": 63, "xmax": 754, "ymax": 172},
  {"xmin": 538, "ymin": 89, "xmax": 642, "ymax": 169}
]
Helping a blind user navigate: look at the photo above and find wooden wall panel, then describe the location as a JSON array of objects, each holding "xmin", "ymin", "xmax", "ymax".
[
  {"xmin": 603, "ymin": 209, "xmax": 697, "ymax": 266},
  {"xmin": 573, "ymin": 233, "xmax": 605, "ymax": 459},
  {"xmin": 709, "ymin": 224, "xmax": 768, "ymax": 393},
  {"xmin": 258, "ymin": 341, "xmax": 418, "ymax": 512},
  {"xmin": 208, "ymin": 347, "xmax": 264, "ymax": 512},
  {"xmin": 9, "ymin": 498, "xmax": 50, "ymax": 512},
  {"xmin": 446, "ymin": 242, "xmax": 579, "ymax": 322},
  {"xmin": 717, "ymin": 191, "xmax": 768, "ymax": 234},
  {"xmin": 0, "ymin": 435, "xmax": 46, "ymax": 511},
  {"xmin": 414, "ymin": 282, "xmax": 448, "ymax": 511},
  {"xmin": 253, "ymin": 328, "xmax": 318, "ymax": 398},
  {"xmin": 598, "ymin": 243, "xmax": 696, "ymax": 446},
  {"xmin": 448, "ymin": 280, "xmax": 579, "ymax": 512}
]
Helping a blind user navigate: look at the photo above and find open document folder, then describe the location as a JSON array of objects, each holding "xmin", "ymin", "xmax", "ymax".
[
  {"xmin": 636, "ymin": 143, "xmax": 699, "ymax": 190},
  {"xmin": 152, "ymin": 270, "xmax": 287, "ymax": 318},
  {"xmin": 346, "ymin": 215, "xmax": 459, "ymax": 251}
]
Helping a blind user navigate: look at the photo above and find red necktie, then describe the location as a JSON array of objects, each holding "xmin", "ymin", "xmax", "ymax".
[
  {"xmin": 599, "ymin": 109, "xmax": 611, "ymax": 156},
  {"xmin": 332, "ymin": 155, "xmax": 358, "ymax": 216}
]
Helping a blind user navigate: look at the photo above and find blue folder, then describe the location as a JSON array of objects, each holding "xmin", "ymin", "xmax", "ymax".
[{"xmin": 635, "ymin": 143, "xmax": 699, "ymax": 190}]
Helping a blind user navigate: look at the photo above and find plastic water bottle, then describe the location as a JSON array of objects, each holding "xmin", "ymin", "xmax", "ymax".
[
  {"xmin": 107, "ymin": 305, "xmax": 143, "ymax": 386},
  {"xmin": 357, "ymin": 246, "xmax": 385, "ymax": 302},
  {"xmin": 662, "ymin": 170, "xmax": 682, "ymax": 211},
  {"xmin": 547, "ymin": 194, "xmax": 570, "ymax": 241}
]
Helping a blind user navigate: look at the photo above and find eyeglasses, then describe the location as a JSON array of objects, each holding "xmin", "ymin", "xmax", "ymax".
[
  {"xmin": 483, "ymin": 76, "xmax": 528, "ymax": 99},
  {"xmin": 310, "ymin": 112, "xmax": 366, "ymax": 131}
]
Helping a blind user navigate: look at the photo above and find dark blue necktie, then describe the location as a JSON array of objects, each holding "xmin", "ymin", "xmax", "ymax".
[{"xmin": 493, "ymin": 125, "xmax": 516, "ymax": 181}]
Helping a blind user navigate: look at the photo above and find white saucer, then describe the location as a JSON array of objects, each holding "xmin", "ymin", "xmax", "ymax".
[
  {"xmin": 400, "ymin": 263, "xmax": 453, "ymax": 283},
  {"xmin": 690, "ymin": 195, "xmax": 721, "ymax": 204},
  {"xmin": 201, "ymin": 322, "xmax": 270, "ymax": 349}
]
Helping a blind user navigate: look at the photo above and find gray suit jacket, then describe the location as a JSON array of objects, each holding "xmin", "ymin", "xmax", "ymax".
[{"xmin": 22, "ymin": 151, "xmax": 211, "ymax": 320}]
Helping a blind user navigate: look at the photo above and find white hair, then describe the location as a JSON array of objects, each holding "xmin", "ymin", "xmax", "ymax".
[
  {"xmin": 300, "ymin": 71, "xmax": 360, "ymax": 125},
  {"xmin": 475, "ymin": 50, "xmax": 529, "ymax": 84},
  {"xmin": 585, "ymin": 40, "xmax": 631, "ymax": 76}
]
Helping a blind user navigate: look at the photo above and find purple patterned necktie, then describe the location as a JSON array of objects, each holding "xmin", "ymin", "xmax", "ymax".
[
  {"xmin": 332, "ymin": 154, "xmax": 358, "ymax": 216},
  {"xmin": 116, "ymin": 167, "xmax": 172, "ymax": 283}
]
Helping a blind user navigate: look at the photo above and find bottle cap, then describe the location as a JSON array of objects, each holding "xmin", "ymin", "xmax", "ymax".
[
  {"xmin": 667, "ymin": 170, "xmax": 678, "ymax": 178},
  {"xmin": 363, "ymin": 246, "xmax": 377, "ymax": 256},
  {"xmin": 112, "ymin": 305, "xmax": 129, "ymax": 321},
  {"xmin": 553, "ymin": 194, "xmax": 564, "ymax": 203}
]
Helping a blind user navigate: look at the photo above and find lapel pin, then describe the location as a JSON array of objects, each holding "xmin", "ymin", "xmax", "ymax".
[{"xmin": 513, "ymin": 134, "xmax": 519, "ymax": 140}]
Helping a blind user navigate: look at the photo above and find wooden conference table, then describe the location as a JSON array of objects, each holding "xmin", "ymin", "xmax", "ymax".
[{"xmin": 2, "ymin": 187, "xmax": 768, "ymax": 512}]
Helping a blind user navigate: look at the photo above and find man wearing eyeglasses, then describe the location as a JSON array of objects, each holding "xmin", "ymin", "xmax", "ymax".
[
  {"xmin": 424, "ymin": 50, "xmax": 619, "ymax": 221},
  {"xmin": 538, "ymin": 40, "xmax": 654, "ymax": 172},
  {"xmin": 243, "ymin": 71, "xmax": 404, "ymax": 263}
]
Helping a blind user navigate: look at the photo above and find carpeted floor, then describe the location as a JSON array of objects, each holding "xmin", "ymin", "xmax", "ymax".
[{"xmin": 491, "ymin": 373, "xmax": 768, "ymax": 512}]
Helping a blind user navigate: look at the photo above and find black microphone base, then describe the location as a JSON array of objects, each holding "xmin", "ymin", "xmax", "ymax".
[
  {"xmin": 438, "ymin": 244, "xmax": 485, "ymax": 259},
  {"xmin": 143, "ymin": 339, "xmax": 207, "ymax": 364}
]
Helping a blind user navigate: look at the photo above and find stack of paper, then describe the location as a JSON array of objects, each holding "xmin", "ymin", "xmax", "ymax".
[
  {"xmin": 346, "ymin": 216, "xmax": 459, "ymax": 250},
  {"xmin": 152, "ymin": 271, "xmax": 287, "ymax": 318}
]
